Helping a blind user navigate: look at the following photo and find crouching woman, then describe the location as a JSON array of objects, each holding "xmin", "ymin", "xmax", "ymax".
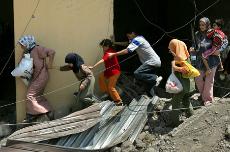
[{"xmin": 60, "ymin": 53, "xmax": 95, "ymax": 110}]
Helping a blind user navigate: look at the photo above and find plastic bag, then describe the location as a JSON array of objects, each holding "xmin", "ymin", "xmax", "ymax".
[
  {"xmin": 165, "ymin": 72, "xmax": 183, "ymax": 94},
  {"xmin": 11, "ymin": 53, "xmax": 33, "ymax": 86},
  {"xmin": 176, "ymin": 61, "xmax": 200, "ymax": 78}
]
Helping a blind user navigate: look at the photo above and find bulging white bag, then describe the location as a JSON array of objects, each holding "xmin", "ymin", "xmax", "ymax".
[
  {"xmin": 165, "ymin": 72, "xmax": 183, "ymax": 94},
  {"xmin": 11, "ymin": 53, "xmax": 33, "ymax": 86}
]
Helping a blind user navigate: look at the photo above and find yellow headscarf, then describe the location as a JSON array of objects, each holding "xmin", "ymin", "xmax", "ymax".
[{"xmin": 168, "ymin": 39, "xmax": 190, "ymax": 61}]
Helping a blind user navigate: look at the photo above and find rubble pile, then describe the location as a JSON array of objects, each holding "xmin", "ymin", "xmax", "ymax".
[{"xmin": 110, "ymin": 96, "xmax": 230, "ymax": 152}]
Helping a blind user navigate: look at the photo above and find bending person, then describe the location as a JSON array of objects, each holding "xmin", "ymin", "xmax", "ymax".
[
  {"xmin": 60, "ymin": 53, "xmax": 95, "ymax": 110},
  {"xmin": 108, "ymin": 31, "xmax": 162, "ymax": 97}
]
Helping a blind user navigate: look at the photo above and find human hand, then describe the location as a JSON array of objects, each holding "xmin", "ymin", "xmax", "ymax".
[
  {"xmin": 88, "ymin": 66, "xmax": 94, "ymax": 69},
  {"xmin": 174, "ymin": 66, "xmax": 188, "ymax": 74},
  {"xmin": 189, "ymin": 47, "xmax": 195, "ymax": 52},
  {"xmin": 79, "ymin": 84, "xmax": 85, "ymax": 91},
  {"xmin": 108, "ymin": 53, "xmax": 115, "ymax": 59},
  {"xmin": 212, "ymin": 50, "xmax": 220, "ymax": 56}
]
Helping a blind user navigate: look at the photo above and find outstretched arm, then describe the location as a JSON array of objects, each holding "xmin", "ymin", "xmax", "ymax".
[
  {"xmin": 89, "ymin": 59, "xmax": 104, "ymax": 69},
  {"xmin": 60, "ymin": 65, "xmax": 72, "ymax": 71},
  {"xmin": 113, "ymin": 41, "xmax": 129, "ymax": 46},
  {"xmin": 108, "ymin": 49, "xmax": 129, "ymax": 58}
]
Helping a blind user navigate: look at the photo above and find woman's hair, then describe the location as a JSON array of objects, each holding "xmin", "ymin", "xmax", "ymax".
[
  {"xmin": 214, "ymin": 19, "xmax": 225, "ymax": 29},
  {"xmin": 100, "ymin": 39, "xmax": 113, "ymax": 47}
]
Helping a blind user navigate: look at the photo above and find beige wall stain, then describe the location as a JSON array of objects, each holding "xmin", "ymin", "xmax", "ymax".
[{"xmin": 14, "ymin": 0, "xmax": 113, "ymax": 122}]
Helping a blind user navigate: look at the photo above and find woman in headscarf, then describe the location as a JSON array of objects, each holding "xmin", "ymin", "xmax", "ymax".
[
  {"xmin": 167, "ymin": 39, "xmax": 195, "ymax": 127},
  {"xmin": 60, "ymin": 53, "xmax": 95, "ymax": 110},
  {"xmin": 190, "ymin": 17, "xmax": 220, "ymax": 106},
  {"xmin": 18, "ymin": 35, "xmax": 55, "ymax": 122}
]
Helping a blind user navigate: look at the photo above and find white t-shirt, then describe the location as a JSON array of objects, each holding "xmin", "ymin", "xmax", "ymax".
[{"xmin": 127, "ymin": 36, "xmax": 161, "ymax": 67}]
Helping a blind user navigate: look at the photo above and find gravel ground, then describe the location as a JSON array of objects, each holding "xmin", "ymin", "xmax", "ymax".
[{"xmin": 109, "ymin": 95, "xmax": 230, "ymax": 152}]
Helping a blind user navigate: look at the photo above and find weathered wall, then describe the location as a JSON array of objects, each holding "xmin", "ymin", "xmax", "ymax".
[{"xmin": 14, "ymin": 0, "xmax": 113, "ymax": 122}]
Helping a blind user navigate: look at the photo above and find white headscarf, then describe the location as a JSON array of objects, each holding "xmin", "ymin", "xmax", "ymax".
[
  {"xmin": 199, "ymin": 17, "xmax": 211, "ymax": 29},
  {"xmin": 19, "ymin": 35, "xmax": 36, "ymax": 51}
]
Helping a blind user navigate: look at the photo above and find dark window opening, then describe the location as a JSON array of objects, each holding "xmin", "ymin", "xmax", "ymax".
[
  {"xmin": 0, "ymin": 0, "xmax": 16, "ymax": 125},
  {"xmin": 114, "ymin": 0, "xmax": 229, "ymax": 87}
]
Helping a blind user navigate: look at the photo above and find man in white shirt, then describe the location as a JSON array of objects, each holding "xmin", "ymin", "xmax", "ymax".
[{"xmin": 109, "ymin": 31, "xmax": 162, "ymax": 96}]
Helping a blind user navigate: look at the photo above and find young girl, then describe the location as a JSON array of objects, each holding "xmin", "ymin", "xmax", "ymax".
[
  {"xmin": 202, "ymin": 19, "xmax": 228, "ymax": 73},
  {"xmin": 90, "ymin": 39, "xmax": 122, "ymax": 106},
  {"xmin": 60, "ymin": 53, "xmax": 95, "ymax": 110}
]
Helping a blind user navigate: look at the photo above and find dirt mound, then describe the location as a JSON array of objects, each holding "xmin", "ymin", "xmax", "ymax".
[
  {"xmin": 163, "ymin": 100, "xmax": 230, "ymax": 152},
  {"xmin": 110, "ymin": 97, "xmax": 230, "ymax": 152}
]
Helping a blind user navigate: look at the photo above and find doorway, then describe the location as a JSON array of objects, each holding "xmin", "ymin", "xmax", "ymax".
[
  {"xmin": 113, "ymin": 0, "xmax": 228, "ymax": 87},
  {"xmin": 0, "ymin": 0, "xmax": 16, "ymax": 124}
]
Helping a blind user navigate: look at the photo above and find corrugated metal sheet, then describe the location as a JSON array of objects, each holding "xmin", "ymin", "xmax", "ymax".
[
  {"xmin": 1, "ymin": 103, "xmax": 102, "ymax": 146},
  {"xmin": 47, "ymin": 95, "xmax": 159, "ymax": 150},
  {"xmin": 1, "ymin": 95, "xmax": 159, "ymax": 151},
  {"xmin": 2, "ymin": 140, "xmax": 102, "ymax": 152}
]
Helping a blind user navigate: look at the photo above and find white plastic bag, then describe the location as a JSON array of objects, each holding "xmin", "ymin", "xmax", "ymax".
[
  {"xmin": 11, "ymin": 53, "xmax": 33, "ymax": 86},
  {"xmin": 165, "ymin": 72, "xmax": 183, "ymax": 94}
]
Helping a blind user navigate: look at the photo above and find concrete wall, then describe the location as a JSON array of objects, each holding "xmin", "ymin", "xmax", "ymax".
[{"xmin": 14, "ymin": 0, "xmax": 113, "ymax": 122}]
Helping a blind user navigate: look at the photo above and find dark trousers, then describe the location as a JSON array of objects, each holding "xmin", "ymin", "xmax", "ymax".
[{"xmin": 134, "ymin": 63, "xmax": 159, "ymax": 91}]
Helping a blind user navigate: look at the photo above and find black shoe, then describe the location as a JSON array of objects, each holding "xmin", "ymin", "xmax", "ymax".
[
  {"xmin": 46, "ymin": 111, "xmax": 54, "ymax": 120},
  {"xmin": 25, "ymin": 114, "xmax": 37, "ymax": 123},
  {"xmin": 145, "ymin": 91, "xmax": 153, "ymax": 98}
]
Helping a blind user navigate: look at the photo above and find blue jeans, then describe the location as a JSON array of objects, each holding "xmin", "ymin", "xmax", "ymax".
[{"xmin": 134, "ymin": 63, "xmax": 159, "ymax": 91}]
